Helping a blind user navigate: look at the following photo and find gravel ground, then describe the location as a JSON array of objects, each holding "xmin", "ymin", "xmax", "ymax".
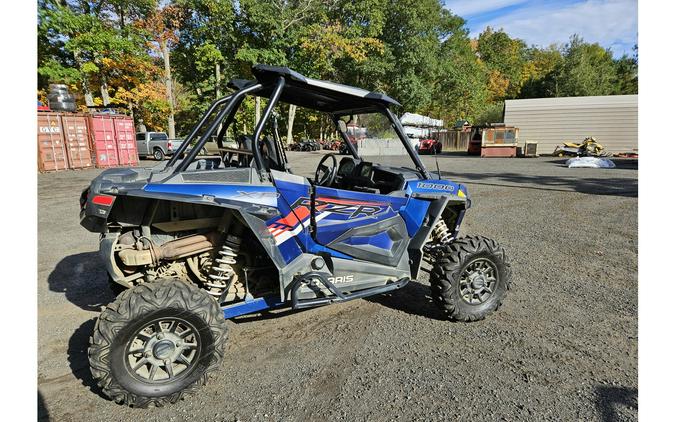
[{"xmin": 38, "ymin": 152, "xmax": 638, "ymax": 421}]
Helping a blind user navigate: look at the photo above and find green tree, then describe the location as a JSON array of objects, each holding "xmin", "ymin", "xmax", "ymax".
[
  {"xmin": 424, "ymin": 12, "xmax": 489, "ymax": 125},
  {"xmin": 556, "ymin": 35, "xmax": 617, "ymax": 96},
  {"xmin": 476, "ymin": 27, "xmax": 527, "ymax": 100},
  {"xmin": 378, "ymin": 0, "xmax": 448, "ymax": 112},
  {"xmin": 173, "ymin": 0, "xmax": 236, "ymax": 96},
  {"xmin": 519, "ymin": 45, "xmax": 564, "ymax": 98},
  {"xmin": 614, "ymin": 45, "xmax": 638, "ymax": 94}
]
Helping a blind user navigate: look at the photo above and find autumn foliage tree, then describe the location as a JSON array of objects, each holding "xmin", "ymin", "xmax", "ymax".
[
  {"xmin": 38, "ymin": 0, "xmax": 638, "ymax": 137},
  {"xmin": 136, "ymin": 4, "xmax": 184, "ymax": 138}
]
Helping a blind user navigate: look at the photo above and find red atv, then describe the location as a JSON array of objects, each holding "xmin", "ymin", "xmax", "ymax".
[{"xmin": 418, "ymin": 138, "xmax": 442, "ymax": 154}]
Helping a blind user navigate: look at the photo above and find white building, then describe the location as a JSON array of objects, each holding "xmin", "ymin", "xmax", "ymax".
[{"xmin": 504, "ymin": 95, "xmax": 638, "ymax": 154}]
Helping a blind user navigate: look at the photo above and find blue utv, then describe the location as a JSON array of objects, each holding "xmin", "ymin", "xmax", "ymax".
[{"xmin": 80, "ymin": 65, "xmax": 512, "ymax": 407}]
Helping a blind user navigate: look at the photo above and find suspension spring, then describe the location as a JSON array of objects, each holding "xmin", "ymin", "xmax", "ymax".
[
  {"xmin": 432, "ymin": 219, "xmax": 454, "ymax": 244},
  {"xmin": 205, "ymin": 234, "xmax": 241, "ymax": 298}
]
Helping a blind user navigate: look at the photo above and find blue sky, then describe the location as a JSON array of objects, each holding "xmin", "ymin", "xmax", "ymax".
[{"xmin": 444, "ymin": 0, "xmax": 637, "ymax": 57}]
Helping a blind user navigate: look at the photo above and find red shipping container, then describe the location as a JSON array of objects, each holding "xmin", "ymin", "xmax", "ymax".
[
  {"xmin": 113, "ymin": 116, "xmax": 138, "ymax": 166},
  {"xmin": 88, "ymin": 115, "xmax": 119, "ymax": 168},
  {"xmin": 60, "ymin": 114, "xmax": 94, "ymax": 169},
  {"xmin": 37, "ymin": 112, "xmax": 69, "ymax": 172}
]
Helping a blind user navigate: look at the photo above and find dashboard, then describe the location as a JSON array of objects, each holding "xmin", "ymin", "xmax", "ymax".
[{"xmin": 336, "ymin": 157, "xmax": 420, "ymax": 194}]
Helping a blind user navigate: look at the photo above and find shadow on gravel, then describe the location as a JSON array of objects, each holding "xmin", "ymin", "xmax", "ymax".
[
  {"xmin": 367, "ymin": 280, "xmax": 447, "ymax": 321},
  {"xmin": 68, "ymin": 318, "xmax": 108, "ymax": 401},
  {"xmin": 48, "ymin": 252, "xmax": 115, "ymax": 311},
  {"xmin": 595, "ymin": 385, "xmax": 638, "ymax": 421},
  {"xmin": 38, "ymin": 390, "xmax": 49, "ymax": 421},
  {"xmin": 440, "ymin": 170, "xmax": 637, "ymax": 197}
]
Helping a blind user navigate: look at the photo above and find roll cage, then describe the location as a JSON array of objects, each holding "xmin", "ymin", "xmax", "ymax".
[{"xmin": 166, "ymin": 64, "xmax": 431, "ymax": 181}]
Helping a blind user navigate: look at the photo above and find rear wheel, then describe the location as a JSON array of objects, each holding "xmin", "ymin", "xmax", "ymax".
[
  {"xmin": 89, "ymin": 279, "xmax": 228, "ymax": 407},
  {"xmin": 430, "ymin": 236, "xmax": 512, "ymax": 321},
  {"xmin": 153, "ymin": 148, "xmax": 165, "ymax": 161}
]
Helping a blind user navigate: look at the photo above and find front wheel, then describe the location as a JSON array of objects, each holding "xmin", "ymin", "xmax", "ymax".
[
  {"xmin": 430, "ymin": 236, "xmax": 512, "ymax": 322},
  {"xmin": 89, "ymin": 279, "xmax": 228, "ymax": 407}
]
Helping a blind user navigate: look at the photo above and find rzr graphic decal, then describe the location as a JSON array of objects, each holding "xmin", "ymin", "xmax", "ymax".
[
  {"xmin": 294, "ymin": 196, "xmax": 390, "ymax": 219},
  {"xmin": 267, "ymin": 196, "xmax": 390, "ymax": 245}
]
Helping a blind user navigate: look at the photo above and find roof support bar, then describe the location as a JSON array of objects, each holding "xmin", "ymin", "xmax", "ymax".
[
  {"xmin": 383, "ymin": 107, "xmax": 431, "ymax": 179},
  {"xmin": 252, "ymin": 76, "xmax": 286, "ymax": 182},
  {"xmin": 332, "ymin": 115, "xmax": 359, "ymax": 158},
  {"xmin": 166, "ymin": 93, "xmax": 233, "ymax": 168},
  {"xmin": 175, "ymin": 83, "xmax": 263, "ymax": 173}
]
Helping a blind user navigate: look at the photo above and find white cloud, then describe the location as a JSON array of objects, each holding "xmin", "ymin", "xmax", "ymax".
[
  {"xmin": 444, "ymin": 0, "xmax": 528, "ymax": 17},
  {"xmin": 460, "ymin": 0, "xmax": 638, "ymax": 56}
]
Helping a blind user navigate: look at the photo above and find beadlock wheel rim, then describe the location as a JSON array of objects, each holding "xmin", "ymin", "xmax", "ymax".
[
  {"xmin": 125, "ymin": 318, "xmax": 201, "ymax": 383},
  {"xmin": 459, "ymin": 258, "xmax": 499, "ymax": 305}
]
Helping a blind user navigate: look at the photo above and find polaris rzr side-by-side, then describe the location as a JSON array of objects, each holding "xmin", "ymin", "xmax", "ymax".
[{"xmin": 80, "ymin": 65, "xmax": 512, "ymax": 407}]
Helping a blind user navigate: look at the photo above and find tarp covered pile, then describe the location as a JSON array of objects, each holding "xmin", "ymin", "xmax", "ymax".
[
  {"xmin": 566, "ymin": 157, "xmax": 616, "ymax": 168},
  {"xmin": 400, "ymin": 112, "xmax": 444, "ymax": 128}
]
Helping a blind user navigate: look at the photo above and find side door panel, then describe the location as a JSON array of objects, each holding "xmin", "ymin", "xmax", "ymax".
[{"xmin": 312, "ymin": 186, "xmax": 410, "ymax": 266}]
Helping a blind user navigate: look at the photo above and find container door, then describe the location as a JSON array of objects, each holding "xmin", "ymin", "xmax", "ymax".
[
  {"xmin": 90, "ymin": 116, "xmax": 119, "ymax": 168},
  {"xmin": 61, "ymin": 115, "xmax": 93, "ymax": 169},
  {"xmin": 37, "ymin": 113, "xmax": 68, "ymax": 171},
  {"xmin": 113, "ymin": 117, "xmax": 138, "ymax": 166}
]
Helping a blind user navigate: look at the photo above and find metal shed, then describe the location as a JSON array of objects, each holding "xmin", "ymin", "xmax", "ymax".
[{"xmin": 504, "ymin": 95, "xmax": 638, "ymax": 154}]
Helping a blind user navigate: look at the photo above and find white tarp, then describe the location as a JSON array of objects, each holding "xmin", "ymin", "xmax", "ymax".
[
  {"xmin": 357, "ymin": 138, "xmax": 408, "ymax": 156},
  {"xmin": 566, "ymin": 157, "xmax": 616, "ymax": 168},
  {"xmin": 400, "ymin": 112, "xmax": 444, "ymax": 128},
  {"xmin": 404, "ymin": 126, "xmax": 430, "ymax": 139}
]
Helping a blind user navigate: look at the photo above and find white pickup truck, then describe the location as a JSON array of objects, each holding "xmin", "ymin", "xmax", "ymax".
[{"xmin": 135, "ymin": 132, "xmax": 184, "ymax": 161}]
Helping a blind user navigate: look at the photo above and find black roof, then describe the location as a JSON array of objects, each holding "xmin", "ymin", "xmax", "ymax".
[{"xmin": 226, "ymin": 64, "xmax": 400, "ymax": 114}]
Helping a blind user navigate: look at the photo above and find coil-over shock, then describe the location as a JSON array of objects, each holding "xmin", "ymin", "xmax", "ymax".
[
  {"xmin": 204, "ymin": 234, "xmax": 241, "ymax": 299},
  {"xmin": 431, "ymin": 219, "xmax": 454, "ymax": 244}
]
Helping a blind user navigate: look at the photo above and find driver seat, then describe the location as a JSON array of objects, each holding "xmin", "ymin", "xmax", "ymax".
[{"xmin": 262, "ymin": 136, "xmax": 284, "ymax": 171}]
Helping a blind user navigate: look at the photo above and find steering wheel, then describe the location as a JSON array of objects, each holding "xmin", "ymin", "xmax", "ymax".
[{"xmin": 315, "ymin": 154, "xmax": 338, "ymax": 186}]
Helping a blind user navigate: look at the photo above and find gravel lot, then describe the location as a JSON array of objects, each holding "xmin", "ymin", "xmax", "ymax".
[{"xmin": 38, "ymin": 152, "xmax": 638, "ymax": 421}]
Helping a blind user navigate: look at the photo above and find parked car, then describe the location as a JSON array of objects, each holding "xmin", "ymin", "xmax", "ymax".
[{"xmin": 136, "ymin": 132, "xmax": 184, "ymax": 160}]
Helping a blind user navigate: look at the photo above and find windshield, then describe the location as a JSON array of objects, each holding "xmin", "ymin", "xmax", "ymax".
[{"xmin": 339, "ymin": 112, "xmax": 418, "ymax": 170}]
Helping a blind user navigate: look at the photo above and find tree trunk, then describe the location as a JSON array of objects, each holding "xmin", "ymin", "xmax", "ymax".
[
  {"xmin": 73, "ymin": 50, "xmax": 95, "ymax": 107},
  {"xmin": 215, "ymin": 62, "xmax": 221, "ymax": 98},
  {"xmin": 286, "ymin": 104, "xmax": 297, "ymax": 145},
  {"xmin": 100, "ymin": 74, "xmax": 111, "ymax": 106},
  {"xmin": 255, "ymin": 97, "xmax": 261, "ymax": 126},
  {"xmin": 160, "ymin": 39, "xmax": 176, "ymax": 139},
  {"xmin": 82, "ymin": 81, "xmax": 95, "ymax": 107},
  {"xmin": 215, "ymin": 62, "xmax": 223, "ymax": 135}
]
